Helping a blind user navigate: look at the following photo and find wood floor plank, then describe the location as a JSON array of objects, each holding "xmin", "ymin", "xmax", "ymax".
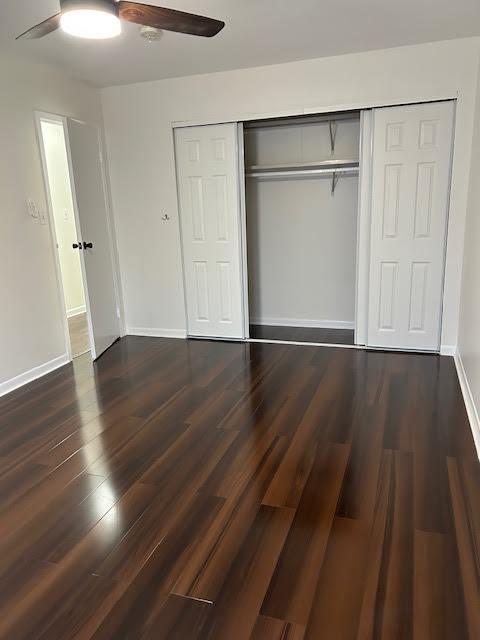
[
  {"xmin": 382, "ymin": 372, "xmax": 412, "ymax": 452},
  {"xmin": 250, "ymin": 615, "xmax": 305, "ymax": 640},
  {"xmin": 413, "ymin": 530, "xmax": 455, "ymax": 640},
  {"xmin": 36, "ymin": 574, "xmax": 116, "ymax": 640},
  {"xmin": 0, "ymin": 482, "xmax": 157, "ymax": 625},
  {"xmin": 94, "ymin": 432, "xmax": 236, "ymax": 585},
  {"xmin": 263, "ymin": 358, "xmax": 348, "ymax": 510},
  {"xmin": 304, "ymin": 517, "xmax": 370, "ymax": 639},
  {"xmin": 0, "ymin": 463, "xmax": 105, "ymax": 549},
  {"xmin": 261, "ymin": 442, "xmax": 350, "ymax": 625},
  {"xmin": 172, "ymin": 437, "xmax": 287, "ymax": 602},
  {"xmin": 199, "ymin": 406, "xmax": 286, "ymax": 499},
  {"xmin": 198, "ymin": 505, "xmax": 295, "ymax": 640},
  {"xmin": 89, "ymin": 493, "xmax": 224, "ymax": 639},
  {"xmin": 447, "ymin": 457, "xmax": 480, "ymax": 638},
  {"xmin": 0, "ymin": 460, "xmax": 50, "ymax": 513},
  {"xmin": 142, "ymin": 594, "xmax": 212, "ymax": 640},
  {"xmin": 0, "ymin": 409, "xmax": 101, "ymax": 478},
  {"xmin": 266, "ymin": 367, "xmax": 321, "ymax": 438},
  {"xmin": 356, "ymin": 450, "xmax": 415, "ymax": 639},
  {"xmin": 335, "ymin": 400, "xmax": 386, "ymax": 520}
]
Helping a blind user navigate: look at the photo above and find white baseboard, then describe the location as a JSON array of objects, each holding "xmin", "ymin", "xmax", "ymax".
[
  {"xmin": 454, "ymin": 350, "xmax": 480, "ymax": 460},
  {"xmin": 0, "ymin": 353, "xmax": 70, "ymax": 399},
  {"xmin": 250, "ymin": 317, "xmax": 355, "ymax": 330},
  {"xmin": 67, "ymin": 305, "xmax": 86, "ymax": 318},
  {"xmin": 126, "ymin": 327, "xmax": 187, "ymax": 339},
  {"xmin": 440, "ymin": 344, "xmax": 457, "ymax": 356}
]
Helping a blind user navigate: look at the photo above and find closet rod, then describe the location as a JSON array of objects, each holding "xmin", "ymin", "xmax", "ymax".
[
  {"xmin": 246, "ymin": 159, "xmax": 359, "ymax": 172},
  {"xmin": 246, "ymin": 166, "xmax": 359, "ymax": 179}
]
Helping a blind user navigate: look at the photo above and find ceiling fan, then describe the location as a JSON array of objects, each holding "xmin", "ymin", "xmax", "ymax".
[{"xmin": 16, "ymin": 0, "xmax": 225, "ymax": 40}]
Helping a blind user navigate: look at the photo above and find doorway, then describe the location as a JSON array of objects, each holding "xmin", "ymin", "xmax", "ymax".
[
  {"xmin": 36, "ymin": 112, "xmax": 121, "ymax": 362},
  {"xmin": 39, "ymin": 116, "xmax": 91, "ymax": 359}
]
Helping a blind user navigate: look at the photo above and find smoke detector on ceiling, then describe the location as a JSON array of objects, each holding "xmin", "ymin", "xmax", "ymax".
[{"xmin": 139, "ymin": 25, "xmax": 162, "ymax": 43}]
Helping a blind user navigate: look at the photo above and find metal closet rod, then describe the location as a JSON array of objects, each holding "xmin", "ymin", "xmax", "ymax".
[
  {"xmin": 246, "ymin": 166, "xmax": 359, "ymax": 195},
  {"xmin": 246, "ymin": 166, "xmax": 359, "ymax": 179}
]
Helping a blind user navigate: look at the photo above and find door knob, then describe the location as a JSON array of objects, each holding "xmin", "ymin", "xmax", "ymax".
[
  {"xmin": 83, "ymin": 242, "xmax": 93, "ymax": 249},
  {"xmin": 72, "ymin": 243, "xmax": 82, "ymax": 249}
]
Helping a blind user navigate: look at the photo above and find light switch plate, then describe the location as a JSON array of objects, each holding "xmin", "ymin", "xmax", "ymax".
[{"xmin": 27, "ymin": 198, "xmax": 38, "ymax": 218}]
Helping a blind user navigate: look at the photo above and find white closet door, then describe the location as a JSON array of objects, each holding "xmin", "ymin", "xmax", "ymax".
[
  {"xmin": 66, "ymin": 118, "xmax": 120, "ymax": 359},
  {"xmin": 367, "ymin": 102, "xmax": 454, "ymax": 351},
  {"xmin": 175, "ymin": 124, "xmax": 245, "ymax": 339}
]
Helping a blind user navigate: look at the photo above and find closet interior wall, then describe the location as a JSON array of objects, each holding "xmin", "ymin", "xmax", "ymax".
[{"xmin": 244, "ymin": 113, "xmax": 360, "ymax": 342}]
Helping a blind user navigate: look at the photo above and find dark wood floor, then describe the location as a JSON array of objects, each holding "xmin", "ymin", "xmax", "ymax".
[
  {"xmin": 250, "ymin": 324, "xmax": 355, "ymax": 345},
  {"xmin": 0, "ymin": 336, "xmax": 479, "ymax": 639}
]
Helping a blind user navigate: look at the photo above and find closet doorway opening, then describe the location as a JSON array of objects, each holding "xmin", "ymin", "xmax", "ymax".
[
  {"xmin": 39, "ymin": 116, "xmax": 91, "ymax": 359},
  {"xmin": 244, "ymin": 112, "xmax": 360, "ymax": 346}
]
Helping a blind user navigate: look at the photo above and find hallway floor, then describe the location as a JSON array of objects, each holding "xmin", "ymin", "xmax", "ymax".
[{"xmin": 68, "ymin": 312, "xmax": 90, "ymax": 358}]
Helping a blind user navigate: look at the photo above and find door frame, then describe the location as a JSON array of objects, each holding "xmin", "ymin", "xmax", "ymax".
[
  {"xmin": 237, "ymin": 122, "xmax": 250, "ymax": 340},
  {"xmin": 35, "ymin": 111, "xmax": 79, "ymax": 362},
  {"xmin": 35, "ymin": 110, "xmax": 123, "ymax": 361},
  {"xmin": 355, "ymin": 109, "xmax": 373, "ymax": 346}
]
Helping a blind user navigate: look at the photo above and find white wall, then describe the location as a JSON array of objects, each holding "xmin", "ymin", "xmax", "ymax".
[
  {"xmin": 102, "ymin": 38, "xmax": 480, "ymax": 347},
  {"xmin": 457, "ymin": 59, "xmax": 480, "ymax": 456},
  {"xmin": 41, "ymin": 120, "xmax": 85, "ymax": 316},
  {"xmin": 245, "ymin": 118, "xmax": 359, "ymax": 327},
  {"xmin": 0, "ymin": 54, "xmax": 103, "ymax": 392}
]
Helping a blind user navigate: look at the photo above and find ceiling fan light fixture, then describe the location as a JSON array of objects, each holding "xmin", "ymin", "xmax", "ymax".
[
  {"xmin": 16, "ymin": 0, "xmax": 225, "ymax": 42},
  {"xmin": 60, "ymin": 8, "xmax": 121, "ymax": 39}
]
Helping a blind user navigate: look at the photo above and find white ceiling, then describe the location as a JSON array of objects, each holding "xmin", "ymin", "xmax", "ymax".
[{"xmin": 2, "ymin": 0, "xmax": 480, "ymax": 87}]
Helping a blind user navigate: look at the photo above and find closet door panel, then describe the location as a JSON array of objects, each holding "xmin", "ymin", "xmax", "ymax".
[
  {"xmin": 175, "ymin": 124, "xmax": 245, "ymax": 339},
  {"xmin": 367, "ymin": 102, "xmax": 454, "ymax": 351}
]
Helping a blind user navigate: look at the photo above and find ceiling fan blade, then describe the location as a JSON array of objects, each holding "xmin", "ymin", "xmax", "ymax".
[
  {"xmin": 118, "ymin": 2, "xmax": 224, "ymax": 37},
  {"xmin": 16, "ymin": 14, "xmax": 61, "ymax": 40}
]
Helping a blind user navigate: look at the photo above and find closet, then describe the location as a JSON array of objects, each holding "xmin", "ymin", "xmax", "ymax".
[
  {"xmin": 174, "ymin": 100, "xmax": 455, "ymax": 353},
  {"xmin": 244, "ymin": 112, "xmax": 360, "ymax": 345}
]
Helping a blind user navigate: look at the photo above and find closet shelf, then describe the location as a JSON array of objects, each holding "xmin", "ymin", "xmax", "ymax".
[{"xmin": 246, "ymin": 158, "xmax": 359, "ymax": 173}]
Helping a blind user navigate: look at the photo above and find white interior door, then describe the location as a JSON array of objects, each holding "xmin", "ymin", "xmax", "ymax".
[
  {"xmin": 175, "ymin": 123, "xmax": 245, "ymax": 339},
  {"xmin": 367, "ymin": 101, "xmax": 454, "ymax": 351},
  {"xmin": 66, "ymin": 118, "xmax": 120, "ymax": 359}
]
